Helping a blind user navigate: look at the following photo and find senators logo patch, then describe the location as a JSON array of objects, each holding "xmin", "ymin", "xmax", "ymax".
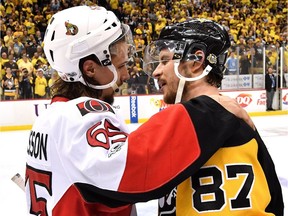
[
  {"xmin": 65, "ymin": 21, "xmax": 78, "ymax": 35},
  {"xmin": 76, "ymin": 99, "xmax": 115, "ymax": 116}
]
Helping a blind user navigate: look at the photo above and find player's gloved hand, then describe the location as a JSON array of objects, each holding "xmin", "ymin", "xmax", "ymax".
[{"xmin": 209, "ymin": 95, "xmax": 255, "ymax": 130}]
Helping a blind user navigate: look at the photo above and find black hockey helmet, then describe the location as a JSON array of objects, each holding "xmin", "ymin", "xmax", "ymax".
[{"xmin": 143, "ymin": 18, "xmax": 231, "ymax": 78}]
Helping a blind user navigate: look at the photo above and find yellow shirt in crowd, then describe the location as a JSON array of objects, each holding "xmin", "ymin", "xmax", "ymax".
[{"xmin": 34, "ymin": 76, "xmax": 47, "ymax": 97}]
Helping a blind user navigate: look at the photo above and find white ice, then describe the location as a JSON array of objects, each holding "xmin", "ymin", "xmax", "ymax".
[{"xmin": 0, "ymin": 115, "xmax": 287, "ymax": 215}]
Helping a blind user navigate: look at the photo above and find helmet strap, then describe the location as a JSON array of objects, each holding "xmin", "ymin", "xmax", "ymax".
[
  {"xmin": 173, "ymin": 61, "xmax": 213, "ymax": 103},
  {"xmin": 175, "ymin": 77, "xmax": 185, "ymax": 103},
  {"xmin": 112, "ymin": 82, "xmax": 120, "ymax": 93},
  {"xmin": 80, "ymin": 64, "xmax": 118, "ymax": 90},
  {"xmin": 174, "ymin": 61, "xmax": 185, "ymax": 103},
  {"xmin": 175, "ymin": 62, "xmax": 212, "ymax": 82}
]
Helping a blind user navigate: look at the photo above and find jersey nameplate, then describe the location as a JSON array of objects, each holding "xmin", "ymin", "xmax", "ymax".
[{"xmin": 27, "ymin": 130, "xmax": 50, "ymax": 166}]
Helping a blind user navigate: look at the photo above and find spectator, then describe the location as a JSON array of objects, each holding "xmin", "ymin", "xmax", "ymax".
[
  {"xmin": 17, "ymin": 53, "xmax": 33, "ymax": 73},
  {"xmin": 236, "ymin": 35, "xmax": 247, "ymax": 52},
  {"xmin": 25, "ymin": 35, "xmax": 38, "ymax": 58},
  {"xmin": 3, "ymin": 54, "xmax": 18, "ymax": 77},
  {"xmin": 267, "ymin": 45, "xmax": 278, "ymax": 66},
  {"xmin": 143, "ymin": 21, "xmax": 152, "ymax": 44},
  {"xmin": 3, "ymin": 28, "xmax": 14, "ymax": 47},
  {"xmin": 1, "ymin": 67, "xmax": 18, "ymax": 100},
  {"xmin": 31, "ymin": 52, "xmax": 47, "ymax": 67},
  {"xmin": 128, "ymin": 66, "xmax": 148, "ymax": 94},
  {"xmin": 34, "ymin": 30, "xmax": 43, "ymax": 46},
  {"xmin": 6, "ymin": 40, "xmax": 15, "ymax": 57},
  {"xmin": 51, "ymin": 0, "xmax": 60, "ymax": 12},
  {"xmin": 128, "ymin": 15, "xmax": 138, "ymax": 34},
  {"xmin": 34, "ymin": 11, "xmax": 47, "ymax": 39},
  {"xmin": 13, "ymin": 23, "xmax": 24, "ymax": 39},
  {"xmin": 0, "ymin": 38, "xmax": 8, "ymax": 55},
  {"xmin": 36, "ymin": 45, "xmax": 45, "ymax": 58},
  {"xmin": 12, "ymin": 37, "xmax": 25, "ymax": 59},
  {"xmin": 0, "ymin": 52, "xmax": 9, "ymax": 77},
  {"xmin": 24, "ymin": 17, "xmax": 36, "ymax": 36},
  {"xmin": 265, "ymin": 65, "xmax": 277, "ymax": 111},
  {"xmin": 3, "ymin": 0, "xmax": 15, "ymax": 16},
  {"xmin": 239, "ymin": 52, "xmax": 251, "ymax": 74},
  {"xmin": 47, "ymin": 70, "xmax": 58, "ymax": 98},
  {"xmin": 266, "ymin": 51, "xmax": 275, "ymax": 67},
  {"xmin": 154, "ymin": 17, "xmax": 166, "ymax": 38},
  {"xmin": 114, "ymin": 5, "xmax": 126, "ymax": 21},
  {"xmin": 34, "ymin": 68, "xmax": 47, "ymax": 99},
  {"xmin": 5, "ymin": 18, "xmax": 16, "ymax": 32},
  {"xmin": 134, "ymin": 34, "xmax": 145, "ymax": 58},
  {"xmin": 225, "ymin": 51, "xmax": 238, "ymax": 75},
  {"xmin": 18, "ymin": 68, "xmax": 33, "ymax": 99},
  {"xmin": 21, "ymin": 29, "xmax": 30, "ymax": 45},
  {"xmin": 253, "ymin": 38, "xmax": 264, "ymax": 67}
]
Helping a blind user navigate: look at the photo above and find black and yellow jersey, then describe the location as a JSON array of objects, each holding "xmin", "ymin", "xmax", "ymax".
[{"xmin": 158, "ymin": 97, "xmax": 283, "ymax": 215}]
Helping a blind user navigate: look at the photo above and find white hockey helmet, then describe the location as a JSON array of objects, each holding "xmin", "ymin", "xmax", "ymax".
[{"xmin": 43, "ymin": 5, "xmax": 133, "ymax": 89}]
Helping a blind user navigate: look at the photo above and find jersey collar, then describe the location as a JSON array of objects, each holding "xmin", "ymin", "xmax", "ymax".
[{"xmin": 51, "ymin": 96, "xmax": 70, "ymax": 104}]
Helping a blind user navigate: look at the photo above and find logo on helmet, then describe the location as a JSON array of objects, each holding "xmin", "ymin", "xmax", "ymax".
[
  {"xmin": 207, "ymin": 54, "xmax": 217, "ymax": 64},
  {"xmin": 101, "ymin": 59, "xmax": 112, "ymax": 66},
  {"xmin": 65, "ymin": 21, "xmax": 78, "ymax": 35}
]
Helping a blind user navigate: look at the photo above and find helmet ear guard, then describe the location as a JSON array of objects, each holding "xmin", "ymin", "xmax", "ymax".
[
  {"xmin": 183, "ymin": 40, "xmax": 228, "ymax": 78},
  {"xmin": 181, "ymin": 43, "xmax": 206, "ymax": 63}
]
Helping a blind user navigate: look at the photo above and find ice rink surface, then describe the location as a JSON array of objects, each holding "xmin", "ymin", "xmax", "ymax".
[{"xmin": 0, "ymin": 114, "xmax": 287, "ymax": 215}]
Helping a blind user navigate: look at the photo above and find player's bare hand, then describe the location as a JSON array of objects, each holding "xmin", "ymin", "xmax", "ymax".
[{"xmin": 209, "ymin": 95, "xmax": 255, "ymax": 130}]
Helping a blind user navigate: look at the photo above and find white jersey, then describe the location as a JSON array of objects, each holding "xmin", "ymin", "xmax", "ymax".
[
  {"xmin": 25, "ymin": 95, "xmax": 283, "ymax": 216},
  {"xmin": 26, "ymin": 96, "xmax": 132, "ymax": 215}
]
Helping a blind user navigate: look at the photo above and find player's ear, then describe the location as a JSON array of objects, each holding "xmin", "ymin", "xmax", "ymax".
[
  {"xmin": 191, "ymin": 50, "xmax": 205, "ymax": 71},
  {"xmin": 82, "ymin": 60, "xmax": 96, "ymax": 78},
  {"xmin": 194, "ymin": 50, "xmax": 205, "ymax": 64}
]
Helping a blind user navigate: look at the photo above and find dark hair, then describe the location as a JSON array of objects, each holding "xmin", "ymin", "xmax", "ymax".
[
  {"xmin": 50, "ymin": 79, "xmax": 102, "ymax": 99},
  {"xmin": 206, "ymin": 71, "xmax": 223, "ymax": 88}
]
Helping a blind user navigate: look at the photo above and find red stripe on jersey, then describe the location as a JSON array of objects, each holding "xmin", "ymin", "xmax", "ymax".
[
  {"xmin": 119, "ymin": 104, "xmax": 200, "ymax": 192},
  {"xmin": 53, "ymin": 185, "xmax": 132, "ymax": 215}
]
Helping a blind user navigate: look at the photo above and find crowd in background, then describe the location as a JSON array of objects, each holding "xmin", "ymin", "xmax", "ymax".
[{"xmin": 0, "ymin": 0, "xmax": 287, "ymax": 100}]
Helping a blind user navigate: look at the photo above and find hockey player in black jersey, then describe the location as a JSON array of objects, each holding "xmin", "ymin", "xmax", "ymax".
[{"xmin": 143, "ymin": 18, "xmax": 284, "ymax": 215}]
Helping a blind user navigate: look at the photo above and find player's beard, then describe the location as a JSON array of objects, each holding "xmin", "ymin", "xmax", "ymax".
[
  {"xmin": 163, "ymin": 89, "xmax": 177, "ymax": 104},
  {"xmin": 163, "ymin": 81, "xmax": 188, "ymax": 104},
  {"xmin": 102, "ymin": 94, "xmax": 114, "ymax": 105},
  {"xmin": 99, "ymin": 86, "xmax": 116, "ymax": 105}
]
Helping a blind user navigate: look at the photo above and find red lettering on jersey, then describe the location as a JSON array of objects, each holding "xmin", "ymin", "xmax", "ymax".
[
  {"xmin": 86, "ymin": 119, "xmax": 128, "ymax": 149},
  {"xmin": 77, "ymin": 100, "xmax": 115, "ymax": 116},
  {"xmin": 26, "ymin": 165, "xmax": 52, "ymax": 216}
]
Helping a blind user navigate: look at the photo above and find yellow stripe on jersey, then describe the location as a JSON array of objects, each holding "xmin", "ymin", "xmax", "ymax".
[{"xmin": 176, "ymin": 138, "xmax": 274, "ymax": 215}]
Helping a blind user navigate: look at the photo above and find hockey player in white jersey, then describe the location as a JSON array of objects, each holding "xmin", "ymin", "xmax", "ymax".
[{"xmin": 25, "ymin": 5, "xmax": 262, "ymax": 216}]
